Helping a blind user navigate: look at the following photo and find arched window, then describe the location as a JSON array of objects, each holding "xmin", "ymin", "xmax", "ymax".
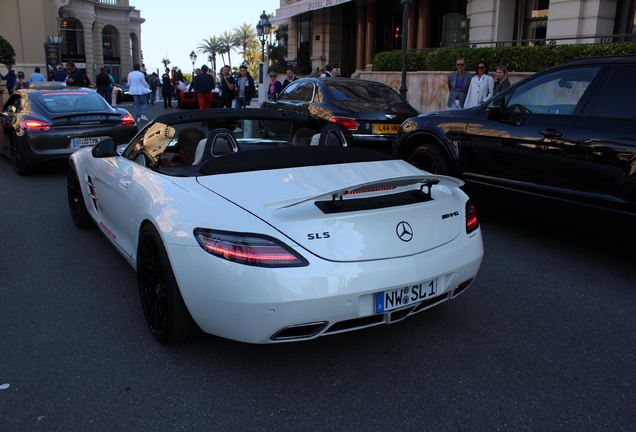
[
  {"xmin": 130, "ymin": 33, "xmax": 139, "ymax": 65},
  {"xmin": 61, "ymin": 18, "xmax": 85, "ymax": 61},
  {"xmin": 102, "ymin": 25, "xmax": 120, "ymax": 61}
]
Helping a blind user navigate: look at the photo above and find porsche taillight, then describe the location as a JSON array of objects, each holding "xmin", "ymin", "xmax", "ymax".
[
  {"xmin": 194, "ymin": 229, "xmax": 308, "ymax": 267},
  {"xmin": 466, "ymin": 200, "xmax": 479, "ymax": 234},
  {"xmin": 121, "ymin": 114, "xmax": 135, "ymax": 126},
  {"xmin": 22, "ymin": 120, "xmax": 51, "ymax": 131},
  {"xmin": 330, "ymin": 116, "xmax": 358, "ymax": 130}
]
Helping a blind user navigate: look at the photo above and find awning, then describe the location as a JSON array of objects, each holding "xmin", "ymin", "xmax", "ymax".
[{"xmin": 270, "ymin": 0, "xmax": 353, "ymax": 24}]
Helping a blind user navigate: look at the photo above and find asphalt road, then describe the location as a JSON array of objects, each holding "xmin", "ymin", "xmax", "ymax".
[{"xmin": 1, "ymin": 108, "xmax": 635, "ymax": 431}]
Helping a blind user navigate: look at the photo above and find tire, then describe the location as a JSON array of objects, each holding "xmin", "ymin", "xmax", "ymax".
[
  {"xmin": 137, "ymin": 224, "xmax": 198, "ymax": 344},
  {"xmin": 9, "ymin": 132, "xmax": 32, "ymax": 176},
  {"xmin": 406, "ymin": 144, "xmax": 453, "ymax": 175},
  {"xmin": 67, "ymin": 165, "xmax": 94, "ymax": 228}
]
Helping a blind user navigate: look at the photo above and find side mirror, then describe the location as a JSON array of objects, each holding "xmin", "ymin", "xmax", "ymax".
[
  {"xmin": 92, "ymin": 138, "xmax": 118, "ymax": 158},
  {"xmin": 487, "ymin": 98, "xmax": 503, "ymax": 120}
]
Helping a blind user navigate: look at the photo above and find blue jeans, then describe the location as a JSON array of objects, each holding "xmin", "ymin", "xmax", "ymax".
[
  {"xmin": 133, "ymin": 94, "xmax": 148, "ymax": 119},
  {"xmin": 148, "ymin": 89, "xmax": 156, "ymax": 104},
  {"xmin": 234, "ymin": 97, "xmax": 251, "ymax": 108}
]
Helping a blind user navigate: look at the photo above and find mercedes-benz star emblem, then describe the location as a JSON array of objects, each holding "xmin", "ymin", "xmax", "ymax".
[
  {"xmin": 396, "ymin": 221, "xmax": 413, "ymax": 242},
  {"xmin": 385, "ymin": 114, "xmax": 397, "ymax": 119}
]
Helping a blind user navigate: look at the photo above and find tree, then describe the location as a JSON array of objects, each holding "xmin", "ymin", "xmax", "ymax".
[
  {"xmin": 197, "ymin": 36, "xmax": 220, "ymax": 74},
  {"xmin": 161, "ymin": 58, "xmax": 171, "ymax": 69},
  {"xmin": 0, "ymin": 34, "xmax": 16, "ymax": 65},
  {"xmin": 233, "ymin": 23, "xmax": 258, "ymax": 65},
  {"xmin": 217, "ymin": 31, "xmax": 236, "ymax": 70}
]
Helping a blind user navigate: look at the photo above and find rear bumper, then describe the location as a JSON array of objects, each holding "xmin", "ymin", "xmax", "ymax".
[
  {"xmin": 18, "ymin": 126, "xmax": 137, "ymax": 166},
  {"xmin": 166, "ymin": 229, "xmax": 483, "ymax": 344}
]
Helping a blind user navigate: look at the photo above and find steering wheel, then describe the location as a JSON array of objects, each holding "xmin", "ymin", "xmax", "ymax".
[{"xmin": 508, "ymin": 104, "xmax": 531, "ymax": 114}]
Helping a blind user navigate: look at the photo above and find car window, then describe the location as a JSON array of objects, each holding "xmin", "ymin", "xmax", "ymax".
[
  {"xmin": 504, "ymin": 66, "xmax": 600, "ymax": 115},
  {"xmin": 327, "ymin": 82, "xmax": 405, "ymax": 104},
  {"xmin": 29, "ymin": 90, "xmax": 109, "ymax": 113},
  {"xmin": 590, "ymin": 66, "xmax": 636, "ymax": 120},
  {"xmin": 277, "ymin": 82, "xmax": 300, "ymax": 101}
]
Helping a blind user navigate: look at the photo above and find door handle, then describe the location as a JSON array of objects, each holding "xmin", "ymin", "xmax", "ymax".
[
  {"xmin": 118, "ymin": 178, "xmax": 132, "ymax": 189},
  {"xmin": 540, "ymin": 129, "xmax": 563, "ymax": 138}
]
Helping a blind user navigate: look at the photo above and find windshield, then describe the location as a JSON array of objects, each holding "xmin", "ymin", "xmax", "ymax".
[
  {"xmin": 30, "ymin": 90, "xmax": 110, "ymax": 113},
  {"xmin": 327, "ymin": 82, "xmax": 405, "ymax": 104}
]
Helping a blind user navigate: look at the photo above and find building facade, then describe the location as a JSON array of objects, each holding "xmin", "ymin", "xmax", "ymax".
[
  {"xmin": 272, "ymin": 0, "xmax": 636, "ymax": 77},
  {"xmin": 0, "ymin": 0, "xmax": 143, "ymax": 92}
]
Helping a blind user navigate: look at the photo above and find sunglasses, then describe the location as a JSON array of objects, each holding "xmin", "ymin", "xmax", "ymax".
[
  {"xmin": 477, "ymin": 66, "xmax": 485, "ymax": 69},
  {"xmin": 456, "ymin": 63, "xmax": 465, "ymax": 66}
]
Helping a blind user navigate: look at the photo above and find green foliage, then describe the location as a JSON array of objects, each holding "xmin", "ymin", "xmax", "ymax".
[
  {"xmin": 372, "ymin": 43, "xmax": 636, "ymax": 72},
  {"xmin": 0, "ymin": 34, "xmax": 16, "ymax": 65}
]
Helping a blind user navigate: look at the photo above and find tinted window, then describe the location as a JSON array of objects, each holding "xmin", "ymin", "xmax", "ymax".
[
  {"xmin": 30, "ymin": 90, "xmax": 109, "ymax": 113},
  {"xmin": 327, "ymin": 82, "xmax": 405, "ymax": 104},
  {"xmin": 591, "ymin": 66, "xmax": 636, "ymax": 120},
  {"xmin": 504, "ymin": 67, "xmax": 600, "ymax": 115},
  {"xmin": 277, "ymin": 82, "xmax": 300, "ymax": 101},
  {"xmin": 279, "ymin": 82, "xmax": 314, "ymax": 101}
]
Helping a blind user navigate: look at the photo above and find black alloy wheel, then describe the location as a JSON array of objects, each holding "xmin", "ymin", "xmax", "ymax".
[
  {"xmin": 137, "ymin": 224, "xmax": 197, "ymax": 344},
  {"xmin": 407, "ymin": 144, "xmax": 452, "ymax": 175},
  {"xmin": 9, "ymin": 131, "xmax": 31, "ymax": 176},
  {"xmin": 67, "ymin": 166, "xmax": 93, "ymax": 228}
]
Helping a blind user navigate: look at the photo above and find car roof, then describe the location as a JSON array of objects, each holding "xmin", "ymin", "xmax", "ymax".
[
  {"xmin": 21, "ymin": 86, "xmax": 90, "ymax": 93},
  {"xmin": 293, "ymin": 77, "xmax": 394, "ymax": 87},
  {"xmin": 561, "ymin": 54, "xmax": 636, "ymax": 66}
]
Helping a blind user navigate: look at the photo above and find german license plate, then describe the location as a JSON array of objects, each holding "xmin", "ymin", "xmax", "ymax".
[
  {"xmin": 373, "ymin": 123, "xmax": 399, "ymax": 134},
  {"xmin": 73, "ymin": 136, "xmax": 109, "ymax": 147},
  {"xmin": 375, "ymin": 279, "xmax": 437, "ymax": 313}
]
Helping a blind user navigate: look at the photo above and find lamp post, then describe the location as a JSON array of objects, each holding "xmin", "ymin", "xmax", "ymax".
[
  {"xmin": 399, "ymin": 0, "xmax": 412, "ymax": 100},
  {"xmin": 189, "ymin": 50, "xmax": 197, "ymax": 82},
  {"xmin": 256, "ymin": 10, "xmax": 271, "ymax": 63}
]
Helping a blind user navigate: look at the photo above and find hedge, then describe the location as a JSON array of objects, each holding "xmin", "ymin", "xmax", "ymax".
[{"xmin": 372, "ymin": 43, "xmax": 636, "ymax": 72}]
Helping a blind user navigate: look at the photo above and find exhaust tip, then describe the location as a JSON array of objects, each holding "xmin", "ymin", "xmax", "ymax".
[{"xmin": 270, "ymin": 321, "xmax": 328, "ymax": 341}]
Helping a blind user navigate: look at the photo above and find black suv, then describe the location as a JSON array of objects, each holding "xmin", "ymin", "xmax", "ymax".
[{"xmin": 394, "ymin": 55, "xmax": 636, "ymax": 219}]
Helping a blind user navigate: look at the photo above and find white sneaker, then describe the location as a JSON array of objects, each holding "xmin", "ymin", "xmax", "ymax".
[
  {"xmin": 136, "ymin": 117, "xmax": 140, "ymax": 123},
  {"xmin": 140, "ymin": 115, "xmax": 149, "ymax": 121}
]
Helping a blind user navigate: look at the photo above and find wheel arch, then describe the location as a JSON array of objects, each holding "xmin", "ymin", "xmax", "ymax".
[{"xmin": 396, "ymin": 130, "xmax": 459, "ymax": 175}]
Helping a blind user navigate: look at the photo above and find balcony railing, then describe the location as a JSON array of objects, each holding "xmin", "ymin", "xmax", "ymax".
[
  {"xmin": 454, "ymin": 32, "xmax": 636, "ymax": 48},
  {"xmin": 99, "ymin": 0, "xmax": 131, "ymax": 5}
]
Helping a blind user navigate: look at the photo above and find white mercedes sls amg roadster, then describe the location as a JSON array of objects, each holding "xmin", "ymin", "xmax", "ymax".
[{"xmin": 67, "ymin": 109, "xmax": 483, "ymax": 344}]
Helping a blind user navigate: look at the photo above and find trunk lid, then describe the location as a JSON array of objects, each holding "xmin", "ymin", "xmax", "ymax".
[{"xmin": 197, "ymin": 160, "xmax": 465, "ymax": 262}]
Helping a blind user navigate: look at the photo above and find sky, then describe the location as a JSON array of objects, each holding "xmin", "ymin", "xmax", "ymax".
[{"xmin": 131, "ymin": 0, "xmax": 281, "ymax": 75}]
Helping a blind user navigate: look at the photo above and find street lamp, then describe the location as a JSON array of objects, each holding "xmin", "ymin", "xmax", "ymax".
[
  {"xmin": 189, "ymin": 50, "xmax": 197, "ymax": 81},
  {"xmin": 256, "ymin": 10, "xmax": 271, "ymax": 63},
  {"xmin": 399, "ymin": 0, "xmax": 412, "ymax": 100}
]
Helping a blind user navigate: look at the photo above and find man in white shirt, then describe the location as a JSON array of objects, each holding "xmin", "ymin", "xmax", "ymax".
[{"xmin": 127, "ymin": 63, "xmax": 151, "ymax": 122}]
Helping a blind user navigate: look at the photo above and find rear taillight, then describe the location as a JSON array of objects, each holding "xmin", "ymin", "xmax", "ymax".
[
  {"xmin": 22, "ymin": 120, "xmax": 51, "ymax": 131},
  {"xmin": 194, "ymin": 229, "xmax": 308, "ymax": 267},
  {"xmin": 121, "ymin": 114, "xmax": 135, "ymax": 126},
  {"xmin": 466, "ymin": 200, "xmax": 479, "ymax": 234},
  {"xmin": 330, "ymin": 116, "xmax": 358, "ymax": 130}
]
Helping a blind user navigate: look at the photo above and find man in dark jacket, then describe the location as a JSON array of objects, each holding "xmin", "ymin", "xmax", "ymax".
[
  {"xmin": 2, "ymin": 64, "xmax": 17, "ymax": 96},
  {"xmin": 65, "ymin": 62, "xmax": 87, "ymax": 87},
  {"xmin": 192, "ymin": 64, "xmax": 215, "ymax": 109},
  {"xmin": 95, "ymin": 67, "xmax": 112, "ymax": 105},
  {"xmin": 234, "ymin": 65, "xmax": 255, "ymax": 108}
]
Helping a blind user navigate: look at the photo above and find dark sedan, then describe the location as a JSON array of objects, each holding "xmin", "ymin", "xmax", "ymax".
[
  {"xmin": 1, "ymin": 86, "xmax": 138, "ymax": 175},
  {"xmin": 262, "ymin": 77, "xmax": 419, "ymax": 153},
  {"xmin": 393, "ymin": 55, "xmax": 636, "ymax": 219}
]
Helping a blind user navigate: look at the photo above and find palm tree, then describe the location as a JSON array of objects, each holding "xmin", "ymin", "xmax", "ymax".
[
  {"xmin": 217, "ymin": 31, "xmax": 236, "ymax": 70},
  {"xmin": 161, "ymin": 58, "xmax": 171, "ymax": 69},
  {"xmin": 233, "ymin": 23, "xmax": 258, "ymax": 64},
  {"xmin": 197, "ymin": 36, "xmax": 220, "ymax": 74}
]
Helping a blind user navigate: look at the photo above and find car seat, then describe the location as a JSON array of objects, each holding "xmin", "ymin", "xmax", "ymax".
[{"xmin": 192, "ymin": 128, "xmax": 239, "ymax": 164}]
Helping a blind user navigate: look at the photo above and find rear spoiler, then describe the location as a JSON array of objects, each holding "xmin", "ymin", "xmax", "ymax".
[
  {"xmin": 51, "ymin": 112, "xmax": 122, "ymax": 121},
  {"xmin": 268, "ymin": 174, "xmax": 464, "ymax": 210}
]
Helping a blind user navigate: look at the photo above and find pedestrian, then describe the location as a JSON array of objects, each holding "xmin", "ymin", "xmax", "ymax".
[
  {"xmin": 320, "ymin": 64, "xmax": 332, "ymax": 77},
  {"xmin": 217, "ymin": 65, "xmax": 235, "ymax": 109},
  {"xmin": 464, "ymin": 60, "xmax": 494, "ymax": 108},
  {"xmin": 127, "ymin": 63, "xmax": 151, "ymax": 122},
  {"xmin": 493, "ymin": 65, "xmax": 511, "ymax": 96},
  {"xmin": 2, "ymin": 64, "xmax": 17, "ymax": 96},
  {"xmin": 193, "ymin": 64, "xmax": 215, "ymax": 109},
  {"xmin": 14, "ymin": 71, "xmax": 29, "ymax": 90},
  {"xmin": 52, "ymin": 65, "xmax": 67, "ymax": 82},
  {"xmin": 175, "ymin": 78, "xmax": 187, "ymax": 108},
  {"xmin": 147, "ymin": 72, "xmax": 159, "ymax": 105},
  {"xmin": 282, "ymin": 68, "xmax": 298, "ymax": 89},
  {"xmin": 96, "ymin": 67, "xmax": 112, "ymax": 105},
  {"xmin": 267, "ymin": 71, "xmax": 283, "ymax": 100},
  {"xmin": 161, "ymin": 68, "xmax": 173, "ymax": 108},
  {"xmin": 28, "ymin": 67, "xmax": 46, "ymax": 83},
  {"xmin": 447, "ymin": 57, "xmax": 473, "ymax": 109},
  {"xmin": 65, "ymin": 61, "xmax": 87, "ymax": 87},
  {"xmin": 234, "ymin": 65, "xmax": 255, "ymax": 108}
]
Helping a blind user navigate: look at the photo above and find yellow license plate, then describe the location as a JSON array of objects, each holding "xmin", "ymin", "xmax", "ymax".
[{"xmin": 373, "ymin": 123, "xmax": 399, "ymax": 134}]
